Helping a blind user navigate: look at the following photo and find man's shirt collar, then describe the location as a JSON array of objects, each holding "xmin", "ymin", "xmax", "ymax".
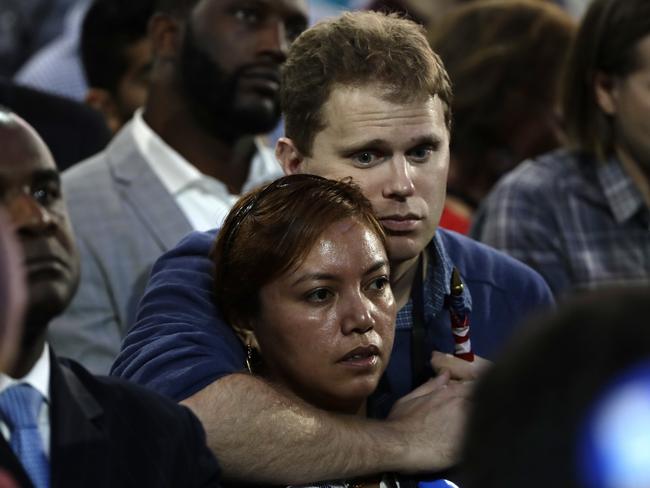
[
  {"xmin": 423, "ymin": 232, "xmax": 473, "ymax": 318},
  {"xmin": 0, "ymin": 344, "xmax": 50, "ymax": 402},
  {"xmin": 131, "ymin": 108, "xmax": 280, "ymax": 197}
]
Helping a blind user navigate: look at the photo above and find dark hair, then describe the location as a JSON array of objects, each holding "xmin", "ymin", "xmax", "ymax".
[
  {"xmin": 366, "ymin": 0, "xmax": 430, "ymax": 25},
  {"xmin": 429, "ymin": 0, "xmax": 575, "ymax": 195},
  {"xmin": 211, "ymin": 175, "xmax": 386, "ymax": 327},
  {"xmin": 282, "ymin": 10, "xmax": 452, "ymax": 157},
  {"xmin": 367, "ymin": 0, "xmax": 477, "ymax": 26},
  {"xmin": 562, "ymin": 0, "xmax": 650, "ymax": 161},
  {"xmin": 462, "ymin": 286, "xmax": 650, "ymax": 488},
  {"xmin": 80, "ymin": 0, "xmax": 155, "ymax": 94},
  {"xmin": 154, "ymin": 0, "xmax": 200, "ymax": 17}
]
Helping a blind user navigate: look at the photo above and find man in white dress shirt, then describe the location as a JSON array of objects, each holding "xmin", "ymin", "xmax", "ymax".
[{"xmin": 48, "ymin": 0, "xmax": 310, "ymax": 374}]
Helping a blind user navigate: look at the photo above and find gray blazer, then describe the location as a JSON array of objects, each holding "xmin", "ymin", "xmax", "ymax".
[{"xmin": 48, "ymin": 122, "xmax": 193, "ymax": 374}]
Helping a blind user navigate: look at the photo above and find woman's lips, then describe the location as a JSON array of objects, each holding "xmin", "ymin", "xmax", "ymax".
[{"xmin": 338, "ymin": 345, "xmax": 380, "ymax": 369}]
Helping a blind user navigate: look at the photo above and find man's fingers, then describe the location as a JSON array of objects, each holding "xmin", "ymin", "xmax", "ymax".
[
  {"xmin": 402, "ymin": 370, "xmax": 451, "ymax": 401},
  {"xmin": 387, "ymin": 371, "xmax": 472, "ymax": 473},
  {"xmin": 431, "ymin": 350, "xmax": 492, "ymax": 381}
]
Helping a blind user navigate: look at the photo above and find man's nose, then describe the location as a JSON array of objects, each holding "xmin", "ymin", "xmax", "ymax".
[
  {"xmin": 7, "ymin": 193, "xmax": 55, "ymax": 236},
  {"xmin": 257, "ymin": 21, "xmax": 290, "ymax": 61},
  {"xmin": 341, "ymin": 291, "xmax": 376, "ymax": 335},
  {"xmin": 383, "ymin": 156, "xmax": 416, "ymax": 200}
]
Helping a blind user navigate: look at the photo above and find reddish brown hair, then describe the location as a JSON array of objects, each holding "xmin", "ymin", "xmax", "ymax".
[{"xmin": 211, "ymin": 175, "xmax": 386, "ymax": 327}]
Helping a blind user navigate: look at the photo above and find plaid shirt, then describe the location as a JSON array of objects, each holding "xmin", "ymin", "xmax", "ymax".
[{"xmin": 472, "ymin": 149, "xmax": 650, "ymax": 296}]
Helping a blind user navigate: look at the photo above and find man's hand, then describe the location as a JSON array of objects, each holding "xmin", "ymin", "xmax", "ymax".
[
  {"xmin": 386, "ymin": 371, "xmax": 472, "ymax": 472},
  {"xmin": 430, "ymin": 351, "xmax": 492, "ymax": 381}
]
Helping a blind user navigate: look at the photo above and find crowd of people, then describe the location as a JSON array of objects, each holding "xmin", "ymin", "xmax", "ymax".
[{"xmin": 0, "ymin": 0, "xmax": 648, "ymax": 487}]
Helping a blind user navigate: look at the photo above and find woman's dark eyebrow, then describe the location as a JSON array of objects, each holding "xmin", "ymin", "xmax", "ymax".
[
  {"xmin": 291, "ymin": 272, "xmax": 338, "ymax": 287},
  {"xmin": 364, "ymin": 260, "xmax": 389, "ymax": 276},
  {"xmin": 291, "ymin": 259, "xmax": 388, "ymax": 287}
]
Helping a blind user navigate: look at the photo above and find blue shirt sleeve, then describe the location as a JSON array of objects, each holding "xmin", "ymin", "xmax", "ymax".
[{"xmin": 110, "ymin": 229, "xmax": 246, "ymax": 401}]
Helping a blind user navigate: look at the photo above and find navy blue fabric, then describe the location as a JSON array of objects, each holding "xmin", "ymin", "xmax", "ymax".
[{"xmin": 112, "ymin": 228, "xmax": 553, "ymax": 411}]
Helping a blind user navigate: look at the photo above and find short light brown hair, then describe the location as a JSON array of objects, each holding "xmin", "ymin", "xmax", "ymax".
[
  {"xmin": 562, "ymin": 0, "xmax": 650, "ymax": 161},
  {"xmin": 211, "ymin": 175, "xmax": 386, "ymax": 327},
  {"xmin": 281, "ymin": 10, "xmax": 452, "ymax": 157}
]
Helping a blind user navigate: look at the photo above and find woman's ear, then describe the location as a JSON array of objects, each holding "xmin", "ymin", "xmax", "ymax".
[
  {"xmin": 232, "ymin": 320, "xmax": 262, "ymax": 374},
  {"xmin": 232, "ymin": 321, "xmax": 260, "ymax": 351}
]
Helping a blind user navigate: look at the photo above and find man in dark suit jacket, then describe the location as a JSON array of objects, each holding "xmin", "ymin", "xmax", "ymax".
[{"xmin": 0, "ymin": 106, "xmax": 220, "ymax": 487}]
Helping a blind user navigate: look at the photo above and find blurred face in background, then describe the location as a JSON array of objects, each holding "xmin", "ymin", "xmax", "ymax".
[
  {"xmin": 179, "ymin": 0, "xmax": 308, "ymax": 137},
  {"xmin": 601, "ymin": 35, "xmax": 650, "ymax": 172}
]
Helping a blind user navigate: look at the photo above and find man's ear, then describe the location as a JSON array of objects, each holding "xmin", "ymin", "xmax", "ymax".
[
  {"xmin": 85, "ymin": 88, "xmax": 122, "ymax": 134},
  {"xmin": 148, "ymin": 12, "xmax": 183, "ymax": 60},
  {"xmin": 276, "ymin": 137, "xmax": 306, "ymax": 175},
  {"xmin": 594, "ymin": 71, "xmax": 619, "ymax": 116}
]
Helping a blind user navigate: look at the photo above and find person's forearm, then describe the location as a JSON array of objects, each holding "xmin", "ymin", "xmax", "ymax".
[{"xmin": 181, "ymin": 373, "xmax": 410, "ymax": 484}]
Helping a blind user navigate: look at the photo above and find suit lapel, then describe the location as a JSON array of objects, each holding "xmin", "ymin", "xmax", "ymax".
[
  {"xmin": 0, "ymin": 436, "xmax": 34, "ymax": 488},
  {"xmin": 107, "ymin": 123, "xmax": 193, "ymax": 252},
  {"xmin": 49, "ymin": 354, "xmax": 109, "ymax": 488}
]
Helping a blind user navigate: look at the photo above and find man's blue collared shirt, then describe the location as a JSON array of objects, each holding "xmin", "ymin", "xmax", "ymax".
[{"xmin": 112, "ymin": 228, "xmax": 552, "ymax": 415}]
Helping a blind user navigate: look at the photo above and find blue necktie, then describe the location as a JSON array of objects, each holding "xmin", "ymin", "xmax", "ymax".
[{"xmin": 0, "ymin": 384, "xmax": 50, "ymax": 488}]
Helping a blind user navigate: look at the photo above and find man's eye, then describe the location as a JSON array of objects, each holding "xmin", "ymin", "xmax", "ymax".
[
  {"xmin": 234, "ymin": 8, "xmax": 261, "ymax": 24},
  {"xmin": 408, "ymin": 145, "xmax": 435, "ymax": 162},
  {"xmin": 306, "ymin": 288, "xmax": 332, "ymax": 303},
  {"xmin": 32, "ymin": 183, "xmax": 60, "ymax": 206},
  {"xmin": 353, "ymin": 151, "xmax": 381, "ymax": 167}
]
